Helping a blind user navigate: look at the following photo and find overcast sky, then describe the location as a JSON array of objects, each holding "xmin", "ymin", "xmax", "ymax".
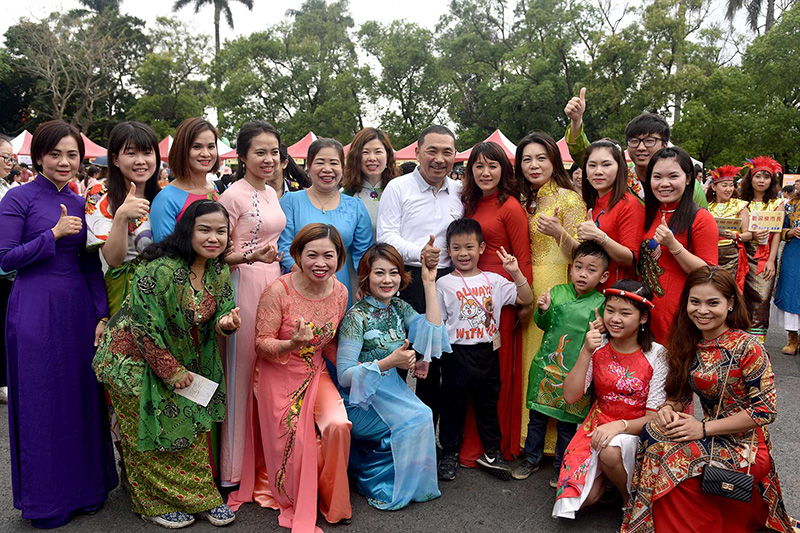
[{"xmin": 0, "ymin": 0, "xmax": 452, "ymax": 41}]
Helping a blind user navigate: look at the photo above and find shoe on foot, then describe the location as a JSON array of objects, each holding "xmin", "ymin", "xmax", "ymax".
[
  {"xmin": 197, "ymin": 504, "xmax": 236, "ymax": 527},
  {"xmin": 141, "ymin": 511, "xmax": 195, "ymax": 529},
  {"xmin": 782, "ymin": 331, "xmax": 798, "ymax": 355},
  {"xmin": 477, "ymin": 451, "xmax": 512, "ymax": 481},
  {"xmin": 438, "ymin": 453, "xmax": 459, "ymax": 481},
  {"xmin": 511, "ymin": 458, "xmax": 540, "ymax": 480},
  {"xmin": 0, "ymin": 386, "xmax": 7, "ymax": 404},
  {"xmin": 549, "ymin": 474, "xmax": 559, "ymax": 489}
]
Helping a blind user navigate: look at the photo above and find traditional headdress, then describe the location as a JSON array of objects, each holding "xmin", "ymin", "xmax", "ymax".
[
  {"xmin": 603, "ymin": 288, "xmax": 655, "ymax": 310},
  {"xmin": 745, "ymin": 156, "xmax": 782, "ymax": 177},
  {"xmin": 710, "ymin": 165, "xmax": 742, "ymax": 184}
]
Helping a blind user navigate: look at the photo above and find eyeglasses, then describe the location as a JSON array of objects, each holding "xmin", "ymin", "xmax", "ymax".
[
  {"xmin": 0, "ymin": 155, "xmax": 13, "ymax": 164},
  {"xmin": 626, "ymin": 136, "xmax": 664, "ymax": 149}
]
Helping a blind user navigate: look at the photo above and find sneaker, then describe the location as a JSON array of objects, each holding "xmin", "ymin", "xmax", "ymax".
[
  {"xmin": 141, "ymin": 511, "xmax": 195, "ymax": 529},
  {"xmin": 0, "ymin": 386, "xmax": 7, "ymax": 404},
  {"xmin": 438, "ymin": 453, "xmax": 459, "ymax": 481},
  {"xmin": 476, "ymin": 451, "xmax": 512, "ymax": 481},
  {"xmin": 549, "ymin": 474, "xmax": 559, "ymax": 489},
  {"xmin": 197, "ymin": 504, "xmax": 236, "ymax": 526},
  {"xmin": 511, "ymin": 459, "xmax": 540, "ymax": 480}
]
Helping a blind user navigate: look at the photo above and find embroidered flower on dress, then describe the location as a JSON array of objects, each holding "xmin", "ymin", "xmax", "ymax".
[
  {"xmin": 173, "ymin": 268, "xmax": 189, "ymax": 285},
  {"xmin": 138, "ymin": 275, "xmax": 157, "ymax": 293}
]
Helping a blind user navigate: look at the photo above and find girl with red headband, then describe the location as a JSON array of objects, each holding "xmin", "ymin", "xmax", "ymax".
[
  {"xmin": 553, "ymin": 279, "xmax": 667, "ymax": 523},
  {"xmin": 706, "ymin": 165, "xmax": 748, "ymax": 290},
  {"xmin": 739, "ymin": 156, "xmax": 784, "ymax": 342}
]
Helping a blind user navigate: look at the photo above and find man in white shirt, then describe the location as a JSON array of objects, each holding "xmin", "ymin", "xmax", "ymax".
[{"xmin": 377, "ymin": 125, "xmax": 464, "ymax": 425}]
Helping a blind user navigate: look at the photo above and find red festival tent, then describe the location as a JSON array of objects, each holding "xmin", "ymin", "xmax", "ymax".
[
  {"xmin": 455, "ymin": 129, "xmax": 517, "ymax": 163},
  {"xmin": 343, "ymin": 143, "xmax": 351, "ymax": 156},
  {"xmin": 287, "ymin": 132, "xmax": 317, "ymax": 160},
  {"xmin": 11, "ymin": 131, "xmax": 32, "ymax": 156},
  {"xmin": 394, "ymin": 141, "xmax": 418, "ymax": 161},
  {"xmin": 81, "ymin": 133, "xmax": 106, "ymax": 158},
  {"xmin": 158, "ymin": 135, "xmax": 173, "ymax": 162}
]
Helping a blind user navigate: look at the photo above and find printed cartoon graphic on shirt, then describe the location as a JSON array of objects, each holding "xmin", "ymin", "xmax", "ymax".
[{"xmin": 455, "ymin": 285, "xmax": 497, "ymax": 340}]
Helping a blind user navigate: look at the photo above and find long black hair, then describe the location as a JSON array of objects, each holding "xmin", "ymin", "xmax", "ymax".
[
  {"xmin": 605, "ymin": 279, "xmax": 655, "ymax": 353},
  {"xmin": 643, "ymin": 146, "xmax": 698, "ymax": 236},
  {"xmin": 107, "ymin": 121, "xmax": 161, "ymax": 213},
  {"xmin": 142, "ymin": 200, "xmax": 230, "ymax": 263},
  {"xmin": 279, "ymin": 142, "xmax": 310, "ymax": 188}
]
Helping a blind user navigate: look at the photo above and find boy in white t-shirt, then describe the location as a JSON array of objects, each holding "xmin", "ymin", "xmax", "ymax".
[{"xmin": 435, "ymin": 218, "xmax": 534, "ymax": 481}]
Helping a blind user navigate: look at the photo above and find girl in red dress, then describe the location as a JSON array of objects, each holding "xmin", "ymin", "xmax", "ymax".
[
  {"xmin": 623, "ymin": 267, "xmax": 797, "ymax": 533},
  {"xmin": 576, "ymin": 139, "xmax": 645, "ymax": 290},
  {"xmin": 638, "ymin": 147, "xmax": 718, "ymax": 342},
  {"xmin": 459, "ymin": 142, "xmax": 533, "ymax": 464},
  {"xmin": 553, "ymin": 279, "xmax": 667, "ymax": 521}
]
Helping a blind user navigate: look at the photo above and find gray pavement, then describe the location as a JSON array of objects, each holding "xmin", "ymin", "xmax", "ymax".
[{"xmin": 1, "ymin": 326, "xmax": 798, "ymax": 533}]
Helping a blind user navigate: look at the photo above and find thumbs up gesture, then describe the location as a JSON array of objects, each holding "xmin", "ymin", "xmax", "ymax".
[
  {"xmin": 51, "ymin": 203, "xmax": 83, "ymax": 240},
  {"xmin": 564, "ymin": 87, "xmax": 587, "ymax": 130},
  {"xmin": 116, "ymin": 182, "xmax": 150, "ymax": 221},
  {"xmin": 589, "ymin": 307, "xmax": 606, "ymax": 333},
  {"xmin": 537, "ymin": 287, "xmax": 552, "ymax": 312},
  {"xmin": 536, "ymin": 205, "xmax": 564, "ymax": 239},
  {"xmin": 584, "ymin": 316, "xmax": 603, "ymax": 353},
  {"xmin": 389, "ymin": 339, "xmax": 416, "ymax": 370},
  {"xmin": 420, "ymin": 234, "xmax": 440, "ymax": 270},
  {"xmin": 653, "ymin": 212, "xmax": 677, "ymax": 249}
]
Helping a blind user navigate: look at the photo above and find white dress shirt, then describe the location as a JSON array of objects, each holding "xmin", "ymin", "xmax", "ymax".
[{"xmin": 377, "ymin": 168, "xmax": 463, "ymax": 268}]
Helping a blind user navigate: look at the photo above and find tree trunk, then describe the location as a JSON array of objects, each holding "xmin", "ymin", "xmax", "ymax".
[
  {"xmin": 765, "ymin": 0, "xmax": 775, "ymax": 32},
  {"xmin": 214, "ymin": 3, "xmax": 221, "ymax": 56}
]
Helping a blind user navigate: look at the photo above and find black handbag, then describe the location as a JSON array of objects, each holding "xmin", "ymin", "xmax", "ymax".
[{"xmin": 699, "ymin": 350, "xmax": 756, "ymax": 502}]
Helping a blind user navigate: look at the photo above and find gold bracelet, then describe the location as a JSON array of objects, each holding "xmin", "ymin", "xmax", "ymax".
[
  {"xmin": 620, "ymin": 419, "xmax": 629, "ymax": 433},
  {"xmin": 669, "ymin": 245, "xmax": 684, "ymax": 256}
]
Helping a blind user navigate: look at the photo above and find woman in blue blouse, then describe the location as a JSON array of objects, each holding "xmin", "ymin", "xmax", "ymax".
[
  {"xmin": 278, "ymin": 138, "xmax": 373, "ymax": 305},
  {"xmin": 337, "ymin": 243, "xmax": 449, "ymax": 510}
]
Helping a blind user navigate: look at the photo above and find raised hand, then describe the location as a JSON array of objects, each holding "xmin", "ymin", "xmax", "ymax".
[
  {"xmin": 653, "ymin": 213, "xmax": 677, "ymax": 249},
  {"xmin": 219, "ymin": 307, "xmax": 241, "ymax": 331},
  {"xmin": 389, "ymin": 340, "xmax": 416, "ymax": 370},
  {"xmin": 564, "ymin": 87, "xmax": 587, "ymax": 129},
  {"xmin": 420, "ymin": 253, "xmax": 437, "ymax": 284},
  {"xmin": 250, "ymin": 242, "xmax": 283, "ymax": 264},
  {"xmin": 584, "ymin": 319, "xmax": 603, "ymax": 353},
  {"xmin": 51, "ymin": 204, "xmax": 82, "ymax": 240},
  {"xmin": 589, "ymin": 307, "xmax": 606, "ymax": 333},
  {"xmin": 537, "ymin": 288, "xmax": 552, "ymax": 312},
  {"xmin": 290, "ymin": 317, "xmax": 315, "ymax": 348},
  {"xmin": 420, "ymin": 234, "xmax": 440, "ymax": 270},
  {"xmin": 496, "ymin": 246, "xmax": 520, "ymax": 275},
  {"xmin": 537, "ymin": 206, "xmax": 564, "ymax": 239},
  {"xmin": 116, "ymin": 183, "xmax": 150, "ymax": 221}
]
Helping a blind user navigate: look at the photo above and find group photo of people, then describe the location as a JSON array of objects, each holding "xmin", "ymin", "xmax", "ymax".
[{"xmin": 1, "ymin": 73, "xmax": 799, "ymax": 533}]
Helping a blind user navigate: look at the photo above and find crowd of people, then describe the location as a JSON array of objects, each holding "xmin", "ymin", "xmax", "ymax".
[{"xmin": 0, "ymin": 89, "xmax": 798, "ymax": 533}]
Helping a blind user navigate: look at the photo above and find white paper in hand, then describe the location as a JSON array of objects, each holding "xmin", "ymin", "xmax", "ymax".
[{"xmin": 174, "ymin": 372, "xmax": 218, "ymax": 407}]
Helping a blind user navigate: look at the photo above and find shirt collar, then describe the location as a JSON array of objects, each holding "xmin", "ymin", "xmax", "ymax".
[
  {"xmin": 36, "ymin": 173, "xmax": 69, "ymax": 192},
  {"xmin": 412, "ymin": 168, "xmax": 450, "ymax": 194},
  {"xmin": 364, "ymin": 295, "xmax": 390, "ymax": 308}
]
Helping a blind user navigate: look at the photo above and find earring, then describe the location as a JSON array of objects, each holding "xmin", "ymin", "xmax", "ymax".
[
  {"xmin": 640, "ymin": 324, "xmax": 645, "ymax": 331},
  {"xmin": 728, "ymin": 306, "xmax": 734, "ymax": 312}
]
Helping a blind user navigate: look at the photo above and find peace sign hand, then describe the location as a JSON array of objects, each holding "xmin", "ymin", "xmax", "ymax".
[{"xmin": 496, "ymin": 246, "xmax": 520, "ymax": 275}]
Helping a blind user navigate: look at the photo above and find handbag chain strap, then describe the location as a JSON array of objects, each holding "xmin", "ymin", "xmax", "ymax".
[{"xmin": 708, "ymin": 347, "xmax": 757, "ymax": 476}]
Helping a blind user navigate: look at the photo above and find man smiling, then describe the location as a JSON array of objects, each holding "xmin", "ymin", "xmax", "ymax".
[{"xmin": 377, "ymin": 125, "xmax": 463, "ymax": 424}]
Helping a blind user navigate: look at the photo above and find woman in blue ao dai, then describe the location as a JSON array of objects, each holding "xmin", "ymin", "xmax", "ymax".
[{"xmin": 337, "ymin": 243, "xmax": 450, "ymax": 510}]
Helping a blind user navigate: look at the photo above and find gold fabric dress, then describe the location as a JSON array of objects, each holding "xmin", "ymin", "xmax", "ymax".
[{"xmin": 521, "ymin": 179, "xmax": 586, "ymax": 445}]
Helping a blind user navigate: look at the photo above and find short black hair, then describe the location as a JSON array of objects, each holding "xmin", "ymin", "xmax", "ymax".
[
  {"xmin": 625, "ymin": 113, "xmax": 670, "ymax": 144},
  {"xmin": 418, "ymin": 125, "xmax": 456, "ymax": 148},
  {"xmin": 573, "ymin": 240, "xmax": 610, "ymax": 270},
  {"xmin": 446, "ymin": 218, "xmax": 483, "ymax": 246}
]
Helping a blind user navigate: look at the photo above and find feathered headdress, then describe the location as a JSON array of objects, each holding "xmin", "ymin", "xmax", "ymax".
[
  {"xmin": 745, "ymin": 156, "xmax": 782, "ymax": 177},
  {"xmin": 710, "ymin": 165, "xmax": 742, "ymax": 183}
]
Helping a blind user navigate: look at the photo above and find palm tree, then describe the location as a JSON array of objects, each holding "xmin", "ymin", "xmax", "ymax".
[
  {"xmin": 724, "ymin": 0, "xmax": 776, "ymax": 32},
  {"xmin": 172, "ymin": 0, "xmax": 254, "ymax": 55}
]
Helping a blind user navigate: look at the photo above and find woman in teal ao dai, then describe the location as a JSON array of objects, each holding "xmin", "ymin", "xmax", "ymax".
[{"xmin": 337, "ymin": 243, "xmax": 450, "ymax": 510}]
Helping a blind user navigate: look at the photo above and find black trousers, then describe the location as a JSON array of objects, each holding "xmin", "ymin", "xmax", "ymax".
[
  {"xmin": 439, "ymin": 342, "xmax": 502, "ymax": 455},
  {"xmin": 398, "ymin": 264, "xmax": 451, "ymax": 425}
]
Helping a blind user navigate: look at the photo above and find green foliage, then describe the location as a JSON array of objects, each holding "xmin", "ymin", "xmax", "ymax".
[{"xmin": 128, "ymin": 17, "xmax": 211, "ymax": 137}]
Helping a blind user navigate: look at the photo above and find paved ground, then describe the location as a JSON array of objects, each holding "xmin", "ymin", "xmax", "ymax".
[{"xmin": 0, "ymin": 326, "xmax": 798, "ymax": 533}]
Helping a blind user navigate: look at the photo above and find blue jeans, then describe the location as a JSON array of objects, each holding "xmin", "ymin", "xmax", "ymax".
[{"xmin": 522, "ymin": 409, "xmax": 577, "ymax": 469}]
